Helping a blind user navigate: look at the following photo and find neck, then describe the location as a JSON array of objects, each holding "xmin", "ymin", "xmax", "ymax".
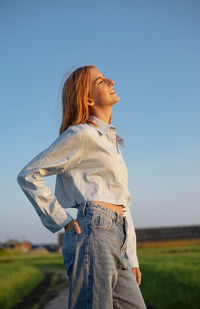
[{"xmin": 89, "ymin": 109, "xmax": 112, "ymax": 124}]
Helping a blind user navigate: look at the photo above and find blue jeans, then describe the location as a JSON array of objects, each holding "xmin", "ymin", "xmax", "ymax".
[{"xmin": 62, "ymin": 201, "xmax": 147, "ymax": 309}]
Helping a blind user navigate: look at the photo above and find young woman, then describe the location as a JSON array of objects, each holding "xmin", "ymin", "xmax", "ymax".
[{"xmin": 17, "ymin": 65, "xmax": 147, "ymax": 309}]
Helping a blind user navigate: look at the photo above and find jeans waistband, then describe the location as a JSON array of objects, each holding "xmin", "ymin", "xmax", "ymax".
[{"xmin": 77, "ymin": 201, "xmax": 126, "ymax": 226}]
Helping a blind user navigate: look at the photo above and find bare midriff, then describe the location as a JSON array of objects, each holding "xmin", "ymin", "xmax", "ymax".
[
  {"xmin": 89, "ymin": 200, "xmax": 125, "ymax": 218},
  {"xmin": 65, "ymin": 200, "xmax": 125, "ymax": 231}
]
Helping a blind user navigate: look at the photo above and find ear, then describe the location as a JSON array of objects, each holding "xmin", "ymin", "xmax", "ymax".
[{"xmin": 87, "ymin": 97, "xmax": 95, "ymax": 107}]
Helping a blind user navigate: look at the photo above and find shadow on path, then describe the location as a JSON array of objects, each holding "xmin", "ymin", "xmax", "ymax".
[{"xmin": 11, "ymin": 269, "xmax": 67, "ymax": 309}]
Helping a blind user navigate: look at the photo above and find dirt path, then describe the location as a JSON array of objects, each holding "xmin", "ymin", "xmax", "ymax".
[
  {"xmin": 43, "ymin": 287, "xmax": 69, "ymax": 309},
  {"xmin": 42, "ymin": 289, "xmax": 155, "ymax": 309},
  {"xmin": 11, "ymin": 269, "xmax": 68, "ymax": 309},
  {"xmin": 42, "ymin": 280, "xmax": 155, "ymax": 309},
  {"xmin": 42, "ymin": 269, "xmax": 69, "ymax": 309}
]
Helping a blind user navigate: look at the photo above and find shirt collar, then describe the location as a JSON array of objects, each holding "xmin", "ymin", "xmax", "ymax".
[{"xmin": 88, "ymin": 115, "xmax": 125, "ymax": 149}]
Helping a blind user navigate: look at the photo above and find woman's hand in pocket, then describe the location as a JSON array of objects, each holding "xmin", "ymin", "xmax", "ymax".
[{"xmin": 64, "ymin": 219, "xmax": 82, "ymax": 235}]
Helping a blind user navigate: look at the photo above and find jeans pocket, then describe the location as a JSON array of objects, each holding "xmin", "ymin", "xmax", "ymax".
[
  {"xmin": 90, "ymin": 212, "xmax": 115, "ymax": 230},
  {"xmin": 62, "ymin": 229, "xmax": 78, "ymax": 276}
]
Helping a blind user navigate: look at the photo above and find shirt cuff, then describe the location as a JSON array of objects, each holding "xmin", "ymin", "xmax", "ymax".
[
  {"xmin": 52, "ymin": 207, "xmax": 74, "ymax": 229},
  {"xmin": 128, "ymin": 254, "xmax": 139, "ymax": 268}
]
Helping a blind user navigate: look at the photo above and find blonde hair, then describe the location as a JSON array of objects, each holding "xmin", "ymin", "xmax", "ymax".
[{"xmin": 59, "ymin": 65, "xmax": 111, "ymax": 135}]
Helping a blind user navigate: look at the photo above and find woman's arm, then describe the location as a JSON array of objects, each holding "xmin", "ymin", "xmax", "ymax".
[
  {"xmin": 17, "ymin": 128, "xmax": 84, "ymax": 233},
  {"xmin": 125, "ymin": 206, "xmax": 139, "ymax": 268}
]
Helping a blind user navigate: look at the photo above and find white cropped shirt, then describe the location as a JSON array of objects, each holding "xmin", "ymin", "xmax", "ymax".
[{"xmin": 17, "ymin": 115, "xmax": 139, "ymax": 267}]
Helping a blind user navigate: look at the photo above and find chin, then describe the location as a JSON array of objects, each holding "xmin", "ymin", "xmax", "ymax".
[
  {"xmin": 111, "ymin": 98, "xmax": 120, "ymax": 106},
  {"xmin": 114, "ymin": 95, "xmax": 120, "ymax": 102}
]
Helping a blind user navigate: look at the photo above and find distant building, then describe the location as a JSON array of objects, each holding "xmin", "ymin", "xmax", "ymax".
[
  {"xmin": 135, "ymin": 224, "xmax": 200, "ymax": 241},
  {"xmin": 32, "ymin": 243, "xmax": 58, "ymax": 252},
  {"xmin": 13, "ymin": 241, "xmax": 32, "ymax": 253},
  {"xmin": 57, "ymin": 224, "xmax": 200, "ymax": 249},
  {"xmin": 58, "ymin": 233, "xmax": 65, "ymax": 250}
]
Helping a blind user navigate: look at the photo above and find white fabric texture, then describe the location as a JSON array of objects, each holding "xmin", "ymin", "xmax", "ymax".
[{"xmin": 17, "ymin": 115, "xmax": 139, "ymax": 267}]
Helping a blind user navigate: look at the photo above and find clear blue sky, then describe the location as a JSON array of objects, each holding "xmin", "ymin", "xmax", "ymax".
[{"xmin": 0, "ymin": 0, "xmax": 199, "ymax": 244}]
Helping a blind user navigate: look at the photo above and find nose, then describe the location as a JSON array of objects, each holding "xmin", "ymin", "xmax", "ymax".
[{"xmin": 107, "ymin": 78, "xmax": 114, "ymax": 85}]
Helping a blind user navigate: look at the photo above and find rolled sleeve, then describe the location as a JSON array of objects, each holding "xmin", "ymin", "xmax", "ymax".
[{"xmin": 17, "ymin": 128, "xmax": 84, "ymax": 233}]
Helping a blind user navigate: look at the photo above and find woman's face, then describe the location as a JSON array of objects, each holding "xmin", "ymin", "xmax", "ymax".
[{"xmin": 88, "ymin": 67, "xmax": 120, "ymax": 107}]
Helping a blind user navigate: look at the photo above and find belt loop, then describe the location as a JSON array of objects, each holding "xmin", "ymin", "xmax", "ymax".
[{"xmin": 82, "ymin": 201, "xmax": 87, "ymax": 216}]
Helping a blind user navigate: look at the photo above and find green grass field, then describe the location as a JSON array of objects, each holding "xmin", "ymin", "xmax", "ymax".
[
  {"xmin": 0, "ymin": 249, "xmax": 65, "ymax": 309},
  {"xmin": 0, "ymin": 244, "xmax": 199, "ymax": 309},
  {"xmin": 138, "ymin": 244, "xmax": 200, "ymax": 309},
  {"xmin": 0, "ymin": 263, "xmax": 44, "ymax": 309}
]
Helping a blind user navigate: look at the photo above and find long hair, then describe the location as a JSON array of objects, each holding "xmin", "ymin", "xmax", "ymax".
[{"xmin": 59, "ymin": 65, "xmax": 112, "ymax": 135}]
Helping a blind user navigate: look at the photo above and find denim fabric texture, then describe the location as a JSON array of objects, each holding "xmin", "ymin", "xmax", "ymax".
[
  {"xmin": 62, "ymin": 201, "xmax": 147, "ymax": 309},
  {"xmin": 17, "ymin": 115, "xmax": 139, "ymax": 267}
]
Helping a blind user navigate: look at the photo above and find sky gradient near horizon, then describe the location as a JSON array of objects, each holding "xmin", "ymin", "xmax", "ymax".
[{"xmin": 0, "ymin": 0, "xmax": 199, "ymax": 244}]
